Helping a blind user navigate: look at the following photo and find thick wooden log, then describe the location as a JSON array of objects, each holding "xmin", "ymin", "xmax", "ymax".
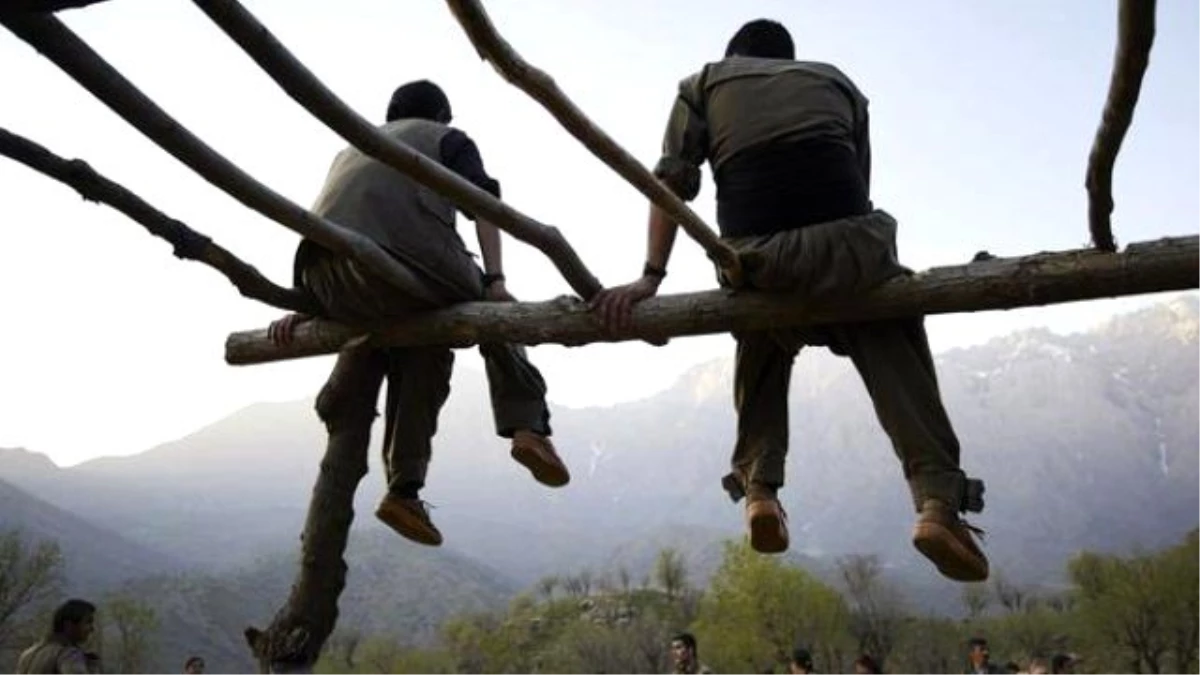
[
  {"xmin": 444, "ymin": 0, "xmax": 744, "ymax": 285},
  {"xmin": 0, "ymin": 10, "xmax": 445, "ymax": 307},
  {"xmin": 1086, "ymin": 0, "xmax": 1157, "ymax": 252},
  {"xmin": 191, "ymin": 0, "xmax": 602, "ymax": 300},
  {"xmin": 0, "ymin": 127, "xmax": 313, "ymax": 313},
  {"xmin": 226, "ymin": 235, "xmax": 1200, "ymax": 366}
]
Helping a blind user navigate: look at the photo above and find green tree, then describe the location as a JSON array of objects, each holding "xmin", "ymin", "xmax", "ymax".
[
  {"xmin": 0, "ymin": 529, "xmax": 63, "ymax": 666},
  {"xmin": 692, "ymin": 541, "xmax": 851, "ymax": 673},
  {"xmin": 98, "ymin": 592, "xmax": 159, "ymax": 674},
  {"xmin": 837, "ymin": 553, "xmax": 906, "ymax": 667},
  {"xmin": 654, "ymin": 548, "xmax": 689, "ymax": 600}
]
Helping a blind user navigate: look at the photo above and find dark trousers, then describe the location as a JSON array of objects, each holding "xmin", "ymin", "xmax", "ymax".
[
  {"xmin": 722, "ymin": 210, "xmax": 968, "ymax": 511},
  {"xmin": 301, "ymin": 249, "xmax": 550, "ymax": 494}
]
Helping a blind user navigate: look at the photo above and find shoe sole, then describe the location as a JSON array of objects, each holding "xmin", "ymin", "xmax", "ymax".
[
  {"xmin": 511, "ymin": 445, "xmax": 570, "ymax": 488},
  {"xmin": 376, "ymin": 507, "xmax": 442, "ymax": 547},
  {"xmin": 748, "ymin": 508, "xmax": 789, "ymax": 554},
  {"xmin": 912, "ymin": 521, "xmax": 988, "ymax": 582}
]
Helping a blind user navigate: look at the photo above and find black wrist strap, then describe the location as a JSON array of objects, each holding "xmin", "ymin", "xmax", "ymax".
[
  {"xmin": 482, "ymin": 272, "xmax": 505, "ymax": 287},
  {"xmin": 643, "ymin": 262, "xmax": 667, "ymax": 279}
]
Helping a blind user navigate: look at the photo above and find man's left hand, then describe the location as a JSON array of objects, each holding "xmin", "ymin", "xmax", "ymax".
[{"xmin": 268, "ymin": 312, "xmax": 313, "ymax": 346}]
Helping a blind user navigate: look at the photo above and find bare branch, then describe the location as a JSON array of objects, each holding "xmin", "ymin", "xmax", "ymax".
[
  {"xmin": 0, "ymin": 10, "xmax": 445, "ymax": 308},
  {"xmin": 226, "ymin": 235, "xmax": 1199, "ymax": 365},
  {"xmin": 190, "ymin": 0, "xmax": 603, "ymax": 300},
  {"xmin": 0, "ymin": 127, "xmax": 313, "ymax": 313},
  {"xmin": 444, "ymin": 0, "xmax": 745, "ymax": 285},
  {"xmin": 1086, "ymin": 0, "xmax": 1157, "ymax": 252},
  {"xmin": 9, "ymin": 1, "xmax": 113, "ymax": 11}
]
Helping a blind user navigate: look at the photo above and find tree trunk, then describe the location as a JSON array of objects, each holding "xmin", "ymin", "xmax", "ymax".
[
  {"xmin": 226, "ymin": 235, "xmax": 1198, "ymax": 366},
  {"xmin": 243, "ymin": 348, "xmax": 383, "ymax": 673}
]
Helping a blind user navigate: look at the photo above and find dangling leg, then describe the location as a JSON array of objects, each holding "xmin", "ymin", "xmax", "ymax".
[
  {"xmin": 839, "ymin": 318, "xmax": 989, "ymax": 582},
  {"xmin": 374, "ymin": 346, "xmax": 454, "ymax": 546},
  {"xmin": 727, "ymin": 330, "xmax": 799, "ymax": 554},
  {"xmin": 479, "ymin": 341, "xmax": 570, "ymax": 487}
]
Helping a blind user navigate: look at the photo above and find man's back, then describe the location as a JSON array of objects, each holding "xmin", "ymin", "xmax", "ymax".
[
  {"xmin": 659, "ymin": 55, "xmax": 873, "ymax": 238},
  {"xmin": 16, "ymin": 637, "xmax": 92, "ymax": 674}
]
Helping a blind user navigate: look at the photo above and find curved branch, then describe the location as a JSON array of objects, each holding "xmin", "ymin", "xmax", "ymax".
[
  {"xmin": 0, "ymin": 127, "xmax": 313, "ymax": 313},
  {"xmin": 226, "ymin": 235, "xmax": 1199, "ymax": 365},
  {"xmin": 444, "ymin": 0, "xmax": 744, "ymax": 285},
  {"xmin": 1085, "ymin": 0, "xmax": 1157, "ymax": 252},
  {"xmin": 190, "ymin": 0, "xmax": 603, "ymax": 300},
  {"xmin": 0, "ymin": 10, "xmax": 441, "ymax": 307}
]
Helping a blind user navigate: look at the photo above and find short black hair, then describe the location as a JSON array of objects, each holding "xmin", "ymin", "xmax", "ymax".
[
  {"xmin": 792, "ymin": 647, "xmax": 814, "ymax": 669},
  {"xmin": 854, "ymin": 654, "xmax": 881, "ymax": 673},
  {"xmin": 185, "ymin": 656, "xmax": 205, "ymax": 669},
  {"xmin": 671, "ymin": 632, "xmax": 697, "ymax": 652},
  {"xmin": 725, "ymin": 19, "xmax": 795, "ymax": 59},
  {"xmin": 1051, "ymin": 653, "xmax": 1075, "ymax": 672},
  {"xmin": 968, "ymin": 636, "xmax": 989, "ymax": 649},
  {"xmin": 51, "ymin": 599, "xmax": 96, "ymax": 634},
  {"xmin": 386, "ymin": 80, "xmax": 452, "ymax": 123}
]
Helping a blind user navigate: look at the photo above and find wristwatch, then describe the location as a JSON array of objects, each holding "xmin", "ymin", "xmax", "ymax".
[{"xmin": 482, "ymin": 272, "xmax": 506, "ymax": 287}]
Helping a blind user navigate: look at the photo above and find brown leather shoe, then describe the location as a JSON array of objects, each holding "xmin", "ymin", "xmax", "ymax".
[
  {"xmin": 511, "ymin": 430, "xmax": 570, "ymax": 488},
  {"xmin": 746, "ymin": 485, "xmax": 789, "ymax": 554},
  {"xmin": 912, "ymin": 499, "xmax": 989, "ymax": 582},
  {"xmin": 375, "ymin": 495, "xmax": 442, "ymax": 547}
]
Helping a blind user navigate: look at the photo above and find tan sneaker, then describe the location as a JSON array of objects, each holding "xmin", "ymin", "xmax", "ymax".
[
  {"xmin": 375, "ymin": 495, "xmax": 442, "ymax": 547},
  {"xmin": 912, "ymin": 499, "xmax": 989, "ymax": 582},
  {"xmin": 746, "ymin": 485, "xmax": 789, "ymax": 554},
  {"xmin": 511, "ymin": 430, "xmax": 570, "ymax": 488}
]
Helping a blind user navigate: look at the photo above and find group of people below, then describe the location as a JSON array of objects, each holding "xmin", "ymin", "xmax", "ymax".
[
  {"xmin": 669, "ymin": 632, "xmax": 1080, "ymax": 675},
  {"xmin": 268, "ymin": 16, "xmax": 993, "ymax": 583}
]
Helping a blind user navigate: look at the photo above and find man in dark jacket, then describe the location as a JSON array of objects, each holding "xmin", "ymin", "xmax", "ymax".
[
  {"xmin": 270, "ymin": 80, "xmax": 569, "ymax": 547},
  {"xmin": 592, "ymin": 20, "xmax": 988, "ymax": 582}
]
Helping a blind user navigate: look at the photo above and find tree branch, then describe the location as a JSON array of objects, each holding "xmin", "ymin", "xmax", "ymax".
[
  {"xmin": 226, "ymin": 235, "xmax": 1198, "ymax": 365},
  {"xmin": 1085, "ymin": 0, "xmax": 1157, "ymax": 252},
  {"xmin": 443, "ymin": 0, "xmax": 745, "ymax": 285},
  {"xmin": 0, "ymin": 127, "xmax": 313, "ymax": 313},
  {"xmin": 9, "ymin": 1, "xmax": 113, "ymax": 10},
  {"xmin": 189, "ymin": 0, "xmax": 603, "ymax": 300},
  {"xmin": 0, "ymin": 9, "xmax": 445, "ymax": 308}
]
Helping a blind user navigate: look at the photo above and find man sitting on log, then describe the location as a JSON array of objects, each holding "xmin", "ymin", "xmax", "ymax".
[
  {"xmin": 591, "ymin": 20, "xmax": 989, "ymax": 581},
  {"xmin": 269, "ymin": 80, "xmax": 570, "ymax": 547}
]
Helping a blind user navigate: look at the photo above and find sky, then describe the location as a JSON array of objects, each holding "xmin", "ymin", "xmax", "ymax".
[{"xmin": 0, "ymin": 0, "xmax": 1196, "ymax": 467}]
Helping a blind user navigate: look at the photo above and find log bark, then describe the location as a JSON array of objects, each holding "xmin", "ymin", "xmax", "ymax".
[
  {"xmin": 444, "ymin": 0, "xmax": 745, "ymax": 285},
  {"xmin": 0, "ymin": 127, "xmax": 313, "ymax": 313},
  {"xmin": 0, "ymin": 10, "xmax": 444, "ymax": 307},
  {"xmin": 226, "ymin": 235, "xmax": 1199, "ymax": 366},
  {"xmin": 1086, "ymin": 0, "xmax": 1157, "ymax": 252},
  {"xmin": 190, "ymin": 0, "xmax": 603, "ymax": 300}
]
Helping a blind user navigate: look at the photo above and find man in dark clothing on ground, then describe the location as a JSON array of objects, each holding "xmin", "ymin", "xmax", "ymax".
[
  {"xmin": 269, "ymin": 80, "xmax": 570, "ymax": 547},
  {"xmin": 591, "ymin": 20, "xmax": 988, "ymax": 582},
  {"xmin": 967, "ymin": 637, "xmax": 1004, "ymax": 674},
  {"xmin": 16, "ymin": 599, "xmax": 100, "ymax": 674}
]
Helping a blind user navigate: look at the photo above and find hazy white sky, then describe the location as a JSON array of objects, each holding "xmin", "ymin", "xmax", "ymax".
[{"xmin": 0, "ymin": 0, "xmax": 1195, "ymax": 466}]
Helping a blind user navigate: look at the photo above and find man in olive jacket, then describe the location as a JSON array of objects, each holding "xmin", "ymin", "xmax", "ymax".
[{"xmin": 592, "ymin": 20, "xmax": 988, "ymax": 582}]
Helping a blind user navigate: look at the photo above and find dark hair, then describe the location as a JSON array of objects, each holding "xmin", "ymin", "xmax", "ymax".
[
  {"xmin": 671, "ymin": 632, "xmax": 697, "ymax": 652},
  {"xmin": 51, "ymin": 599, "xmax": 96, "ymax": 634},
  {"xmin": 792, "ymin": 647, "xmax": 814, "ymax": 669},
  {"xmin": 968, "ymin": 636, "xmax": 989, "ymax": 649},
  {"xmin": 386, "ymin": 80, "xmax": 452, "ymax": 123},
  {"xmin": 725, "ymin": 19, "xmax": 795, "ymax": 59},
  {"xmin": 1051, "ymin": 653, "xmax": 1075, "ymax": 672},
  {"xmin": 854, "ymin": 654, "xmax": 881, "ymax": 673},
  {"xmin": 185, "ymin": 656, "xmax": 205, "ymax": 669}
]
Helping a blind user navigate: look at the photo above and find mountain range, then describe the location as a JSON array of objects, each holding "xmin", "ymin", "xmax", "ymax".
[{"xmin": 1, "ymin": 294, "xmax": 1196, "ymax": 672}]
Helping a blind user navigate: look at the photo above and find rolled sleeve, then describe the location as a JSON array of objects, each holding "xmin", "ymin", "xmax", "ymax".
[
  {"xmin": 652, "ymin": 71, "xmax": 709, "ymax": 201},
  {"xmin": 440, "ymin": 128, "xmax": 501, "ymax": 220}
]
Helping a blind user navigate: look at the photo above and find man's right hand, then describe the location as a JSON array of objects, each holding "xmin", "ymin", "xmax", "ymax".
[
  {"xmin": 268, "ymin": 312, "xmax": 313, "ymax": 346},
  {"xmin": 588, "ymin": 275, "xmax": 662, "ymax": 334}
]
